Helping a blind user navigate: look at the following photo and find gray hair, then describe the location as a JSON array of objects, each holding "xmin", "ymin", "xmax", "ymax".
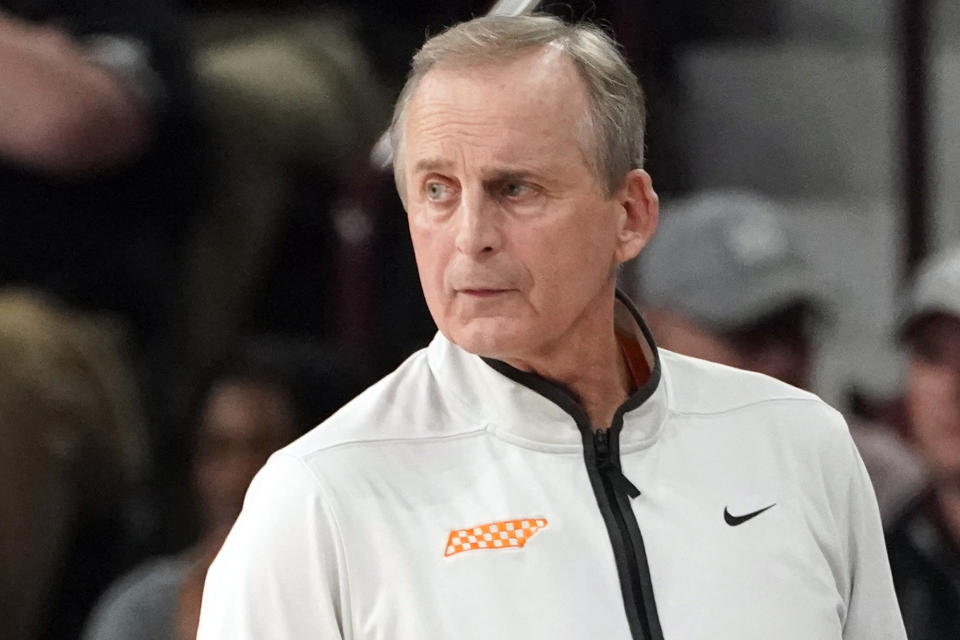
[{"xmin": 389, "ymin": 14, "xmax": 646, "ymax": 201}]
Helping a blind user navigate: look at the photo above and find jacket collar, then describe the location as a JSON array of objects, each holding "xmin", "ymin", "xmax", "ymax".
[{"xmin": 426, "ymin": 291, "xmax": 667, "ymax": 452}]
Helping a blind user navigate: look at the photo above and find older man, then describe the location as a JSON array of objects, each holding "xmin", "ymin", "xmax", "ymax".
[{"xmin": 197, "ymin": 15, "xmax": 905, "ymax": 640}]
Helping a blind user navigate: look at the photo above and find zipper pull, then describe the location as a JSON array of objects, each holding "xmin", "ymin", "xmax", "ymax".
[{"xmin": 593, "ymin": 430, "xmax": 641, "ymax": 499}]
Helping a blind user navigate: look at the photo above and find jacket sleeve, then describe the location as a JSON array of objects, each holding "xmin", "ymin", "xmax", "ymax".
[
  {"xmin": 840, "ymin": 432, "xmax": 907, "ymax": 640},
  {"xmin": 197, "ymin": 453, "xmax": 351, "ymax": 639}
]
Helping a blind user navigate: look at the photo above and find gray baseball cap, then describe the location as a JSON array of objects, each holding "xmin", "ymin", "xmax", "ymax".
[
  {"xmin": 898, "ymin": 244, "xmax": 960, "ymax": 338},
  {"xmin": 634, "ymin": 190, "xmax": 822, "ymax": 331}
]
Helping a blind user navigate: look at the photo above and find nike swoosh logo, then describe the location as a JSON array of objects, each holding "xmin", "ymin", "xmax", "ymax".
[{"xmin": 724, "ymin": 504, "xmax": 776, "ymax": 526}]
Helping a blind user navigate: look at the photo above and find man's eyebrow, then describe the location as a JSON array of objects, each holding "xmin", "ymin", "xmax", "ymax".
[
  {"xmin": 413, "ymin": 158, "xmax": 454, "ymax": 173},
  {"xmin": 410, "ymin": 162, "xmax": 549, "ymax": 184},
  {"xmin": 483, "ymin": 169, "xmax": 539, "ymax": 182}
]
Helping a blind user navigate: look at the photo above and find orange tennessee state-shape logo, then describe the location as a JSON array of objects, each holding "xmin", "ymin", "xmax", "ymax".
[{"xmin": 444, "ymin": 518, "xmax": 548, "ymax": 557}]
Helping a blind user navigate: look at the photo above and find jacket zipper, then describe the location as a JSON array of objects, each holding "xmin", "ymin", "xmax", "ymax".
[
  {"xmin": 479, "ymin": 294, "xmax": 666, "ymax": 639},
  {"xmin": 590, "ymin": 426, "xmax": 662, "ymax": 640}
]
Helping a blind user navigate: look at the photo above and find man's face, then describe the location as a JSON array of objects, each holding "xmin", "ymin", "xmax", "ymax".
[
  {"xmin": 400, "ymin": 47, "xmax": 653, "ymax": 364},
  {"xmin": 905, "ymin": 314, "xmax": 960, "ymax": 476}
]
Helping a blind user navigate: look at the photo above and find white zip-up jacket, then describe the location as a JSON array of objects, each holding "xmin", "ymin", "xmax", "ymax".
[{"xmin": 198, "ymin": 298, "xmax": 906, "ymax": 640}]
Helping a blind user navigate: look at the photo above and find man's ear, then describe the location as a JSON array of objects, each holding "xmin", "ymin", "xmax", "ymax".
[{"xmin": 614, "ymin": 169, "xmax": 659, "ymax": 264}]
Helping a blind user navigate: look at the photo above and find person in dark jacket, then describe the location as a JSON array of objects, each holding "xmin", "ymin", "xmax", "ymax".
[{"xmin": 885, "ymin": 245, "xmax": 960, "ymax": 640}]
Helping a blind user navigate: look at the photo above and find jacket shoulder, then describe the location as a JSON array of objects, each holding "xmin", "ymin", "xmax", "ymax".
[
  {"xmin": 282, "ymin": 346, "xmax": 482, "ymax": 460},
  {"xmin": 659, "ymin": 348, "xmax": 841, "ymax": 424}
]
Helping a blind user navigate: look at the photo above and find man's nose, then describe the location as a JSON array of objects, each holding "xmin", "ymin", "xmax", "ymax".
[{"xmin": 454, "ymin": 191, "xmax": 502, "ymax": 256}]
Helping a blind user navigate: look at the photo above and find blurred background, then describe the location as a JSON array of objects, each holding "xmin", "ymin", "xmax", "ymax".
[{"xmin": 2, "ymin": 0, "xmax": 959, "ymax": 639}]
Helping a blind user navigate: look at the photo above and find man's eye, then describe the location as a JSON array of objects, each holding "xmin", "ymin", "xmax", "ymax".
[
  {"xmin": 503, "ymin": 182, "xmax": 529, "ymax": 198},
  {"xmin": 426, "ymin": 182, "xmax": 451, "ymax": 200}
]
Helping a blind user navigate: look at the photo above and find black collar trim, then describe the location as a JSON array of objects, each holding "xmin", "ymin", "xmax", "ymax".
[{"xmin": 482, "ymin": 290, "xmax": 662, "ymax": 433}]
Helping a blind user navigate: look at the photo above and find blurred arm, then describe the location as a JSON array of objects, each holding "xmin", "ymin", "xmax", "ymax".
[{"xmin": 0, "ymin": 11, "xmax": 151, "ymax": 177}]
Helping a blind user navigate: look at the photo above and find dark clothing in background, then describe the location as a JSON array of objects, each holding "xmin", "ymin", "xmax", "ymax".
[
  {"xmin": 0, "ymin": 0, "xmax": 205, "ymax": 348},
  {"xmin": 887, "ymin": 493, "xmax": 960, "ymax": 640}
]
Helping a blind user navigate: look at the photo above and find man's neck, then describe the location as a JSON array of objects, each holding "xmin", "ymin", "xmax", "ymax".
[{"xmin": 500, "ymin": 305, "xmax": 634, "ymax": 430}]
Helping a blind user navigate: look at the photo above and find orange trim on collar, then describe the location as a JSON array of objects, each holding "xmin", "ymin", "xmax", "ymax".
[{"xmin": 617, "ymin": 331, "xmax": 651, "ymax": 392}]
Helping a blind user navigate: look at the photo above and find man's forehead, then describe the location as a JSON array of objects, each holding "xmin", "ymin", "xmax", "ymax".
[{"xmin": 404, "ymin": 124, "xmax": 586, "ymax": 179}]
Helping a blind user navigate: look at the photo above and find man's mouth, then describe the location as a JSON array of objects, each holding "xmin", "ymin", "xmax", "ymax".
[{"xmin": 459, "ymin": 288, "xmax": 509, "ymax": 297}]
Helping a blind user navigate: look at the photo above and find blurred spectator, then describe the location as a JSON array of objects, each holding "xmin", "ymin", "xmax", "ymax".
[
  {"xmin": 629, "ymin": 190, "xmax": 823, "ymax": 389},
  {"xmin": 82, "ymin": 352, "xmax": 297, "ymax": 640},
  {"xmin": 181, "ymin": 9, "xmax": 389, "ymax": 372},
  {"xmin": 884, "ymin": 245, "xmax": 960, "ymax": 639},
  {"xmin": 82, "ymin": 343, "xmax": 368, "ymax": 640},
  {"xmin": 0, "ymin": 0, "xmax": 206, "ymax": 409},
  {"xmin": 0, "ymin": 290, "xmax": 148, "ymax": 640}
]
